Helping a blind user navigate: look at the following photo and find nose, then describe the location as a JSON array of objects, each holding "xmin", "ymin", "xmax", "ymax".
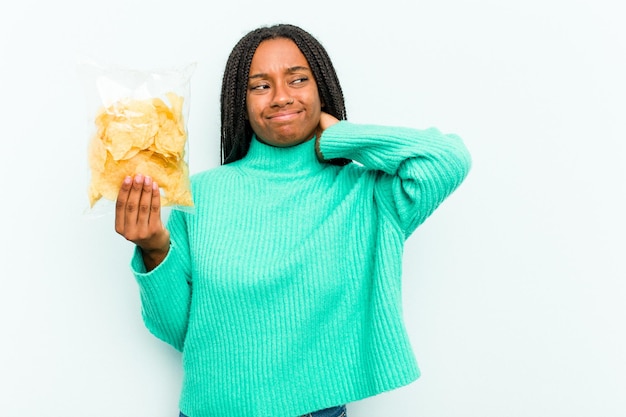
[{"xmin": 271, "ymin": 83, "xmax": 294, "ymax": 107}]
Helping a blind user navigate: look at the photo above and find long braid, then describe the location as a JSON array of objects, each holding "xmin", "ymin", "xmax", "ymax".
[{"xmin": 220, "ymin": 24, "xmax": 348, "ymax": 165}]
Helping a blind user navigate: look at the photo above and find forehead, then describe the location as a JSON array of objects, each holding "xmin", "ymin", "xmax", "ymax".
[{"xmin": 249, "ymin": 38, "xmax": 309, "ymax": 72}]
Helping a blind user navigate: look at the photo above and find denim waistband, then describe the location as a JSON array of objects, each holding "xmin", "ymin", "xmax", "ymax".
[{"xmin": 179, "ymin": 404, "xmax": 347, "ymax": 417}]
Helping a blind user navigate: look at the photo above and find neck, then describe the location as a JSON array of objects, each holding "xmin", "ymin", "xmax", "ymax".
[{"xmin": 236, "ymin": 135, "xmax": 324, "ymax": 178}]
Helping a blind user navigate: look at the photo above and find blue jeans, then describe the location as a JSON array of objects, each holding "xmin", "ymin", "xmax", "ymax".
[
  {"xmin": 300, "ymin": 404, "xmax": 347, "ymax": 417},
  {"xmin": 179, "ymin": 404, "xmax": 347, "ymax": 417}
]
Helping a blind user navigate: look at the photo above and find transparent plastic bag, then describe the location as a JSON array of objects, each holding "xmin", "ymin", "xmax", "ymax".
[{"xmin": 78, "ymin": 60, "xmax": 196, "ymax": 216}]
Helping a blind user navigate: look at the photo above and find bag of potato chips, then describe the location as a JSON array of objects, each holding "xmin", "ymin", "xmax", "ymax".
[{"xmin": 79, "ymin": 60, "xmax": 196, "ymax": 215}]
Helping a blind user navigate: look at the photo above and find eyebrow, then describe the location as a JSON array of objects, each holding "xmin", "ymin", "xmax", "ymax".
[{"xmin": 248, "ymin": 66, "xmax": 311, "ymax": 80}]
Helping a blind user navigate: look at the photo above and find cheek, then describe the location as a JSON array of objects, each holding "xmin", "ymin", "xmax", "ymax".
[
  {"xmin": 245, "ymin": 104, "xmax": 263, "ymax": 134},
  {"xmin": 246, "ymin": 98, "xmax": 263, "ymax": 120},
  {"xmin": 246, "ymin": 107, "xmax": 259, "ymax": 127},
  {"xmin": 245, "ymin": 100, "xmax": 252, "ymax": 119}
]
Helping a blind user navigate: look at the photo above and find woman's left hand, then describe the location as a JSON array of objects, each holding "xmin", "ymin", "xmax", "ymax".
[{"xmin": 315, "ymin": 111, "xmax": 339, "ymax": 161}]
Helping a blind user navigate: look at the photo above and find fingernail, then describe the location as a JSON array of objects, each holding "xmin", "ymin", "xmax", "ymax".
[
  {"xmin": 124, "ymin": 176, "xmax": 132, "ymax": 184},
  {"xmin": 145, "ymin": 176, "xmax": 153, "ymax": 186},
  {"xmin": 135, "ymin": 174, "xmax": 143, "ymax": 183}
]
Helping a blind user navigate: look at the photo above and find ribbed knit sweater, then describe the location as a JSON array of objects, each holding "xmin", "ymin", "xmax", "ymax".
[{"xmin": 131, "ymin": 121, "xmax": 471, "ymax": 417}]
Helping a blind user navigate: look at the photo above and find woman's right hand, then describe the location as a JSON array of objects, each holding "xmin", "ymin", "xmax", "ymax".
[{"xmin": 115, "ymin": 174, "xmax": 170, "ymax": 271}]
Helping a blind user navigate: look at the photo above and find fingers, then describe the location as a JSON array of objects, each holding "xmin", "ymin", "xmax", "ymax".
[
  {"xmin": 115, "ymin": 175, "xmax": 133, "ymax": 235},
  {"xmin": 115, "ymin": 174, "xmax": 162, "ymax": 236},
  {"xmin": 136, "ymin": 175, "xmax": 155, "ymax": 226},
  {"xmin": 123, "ymin": 174, "xmax": 146, "ymax": 231},
  {"xmin": 136, "ymin": 176, "xmax": 163, "ymax": 229},
  {"xmin": 318, "ymin": 111, "xmax": 339, "ymax": 132},
  {"xmin": 114, "ymin": 174, "xmax": 167, "ymax": 257},
  {"xmin": 149, "ymin": 180, "xmax": 162, "ymax": 228}
]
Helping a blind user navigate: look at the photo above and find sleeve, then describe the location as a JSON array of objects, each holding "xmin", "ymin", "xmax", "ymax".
[
  {"xmin": 130, "ymin": 208, "xmax": 192, "ymax": 351},
  {"xmin": 319, "ymin": 121, "xmax": 472, "ymax": 237}
]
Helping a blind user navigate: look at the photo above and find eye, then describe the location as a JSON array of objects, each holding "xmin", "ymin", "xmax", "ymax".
[
  {"xmin": 250, "ymin": 83, "xmax": 269, "ymax": 91},
  {"xmin": 291, "ymin": 77, "xmax": 308, "ymax": 85}
]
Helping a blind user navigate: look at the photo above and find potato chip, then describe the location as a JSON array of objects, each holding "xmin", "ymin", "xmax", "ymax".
[
  {"xmin": 87, "ymin": 92, "xmax": 193, "ymax": 208},
  {"xmin": 151, "ymin": 94, "xmax": 186, "ymax": 158}
]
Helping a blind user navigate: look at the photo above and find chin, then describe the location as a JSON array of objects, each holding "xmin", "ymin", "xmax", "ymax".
[{"xmin": 263, "ymin": 134, "xmax": 313, "ymax": 148}]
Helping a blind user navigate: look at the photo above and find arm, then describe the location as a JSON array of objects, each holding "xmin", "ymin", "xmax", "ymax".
[
  {"xmin": 130, "ymin": 208, "xmax": 192, "ymax": 351},
  {"xmin": 115, "ymin": 174, "xmax": 191, "ymax": 351},
  {"xmin": 318, "ymin": 119, "xmax": 471, "ymax": 237}
]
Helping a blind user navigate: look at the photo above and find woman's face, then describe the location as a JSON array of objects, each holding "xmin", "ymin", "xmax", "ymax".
[{"xmin": 246, "ymin": 38, "xmax": 322, "ymax": 147}]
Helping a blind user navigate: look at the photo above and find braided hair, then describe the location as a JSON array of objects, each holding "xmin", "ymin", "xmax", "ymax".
[{"xmin": 220, "ymin": 23, "xmax": 349, "ymax": 165}]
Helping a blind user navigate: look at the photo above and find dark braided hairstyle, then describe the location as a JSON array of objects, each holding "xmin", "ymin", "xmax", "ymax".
[{"xmin": 220, "ymin": 23, "xmax": 349, "ymax": 165}]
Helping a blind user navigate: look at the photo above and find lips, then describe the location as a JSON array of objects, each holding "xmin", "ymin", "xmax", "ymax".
[{"xmin": 267, "ymin": 110, "xmax": 301, "ymax": 121}]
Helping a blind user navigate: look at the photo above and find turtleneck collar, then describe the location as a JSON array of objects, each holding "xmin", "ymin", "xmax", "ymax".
[{"xmin": 235, "ymin": 135, "xmax": 325, "ymax": 179}]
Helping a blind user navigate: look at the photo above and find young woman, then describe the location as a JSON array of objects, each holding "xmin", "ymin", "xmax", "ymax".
[{"xmin": 115, "ymin": 23, "xmax": 471, "ymax": 417}]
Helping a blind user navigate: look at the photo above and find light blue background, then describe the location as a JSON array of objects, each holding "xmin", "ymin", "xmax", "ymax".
[{"xmin": 1, "ymin": 1, "xmax": 624, "ymax": 416}]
